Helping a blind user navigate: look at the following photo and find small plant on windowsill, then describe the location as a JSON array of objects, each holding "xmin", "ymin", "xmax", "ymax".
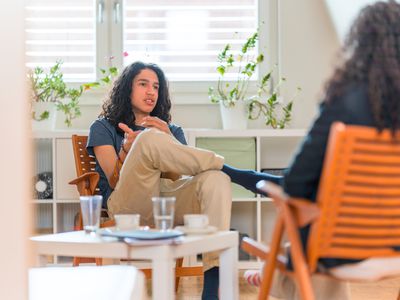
[
  {"xmin": 208, "ymin": 30, "xmax": 300, "ymax": 129},
  {"xmin": 29, "ymin": 60, "xmax": 85, "ymax": 127}
]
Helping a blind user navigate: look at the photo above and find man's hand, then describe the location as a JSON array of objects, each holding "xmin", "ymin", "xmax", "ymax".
[
  {"xmin": 118, "ymin": 122, "xmax": 141, "ymax": 152},
  {"xmin": 140, "ymin": 116, "xmax": 171, "ymax": 135}
]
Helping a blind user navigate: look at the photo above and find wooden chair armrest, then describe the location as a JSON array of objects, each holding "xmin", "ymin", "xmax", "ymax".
[
  {"xmin": 288, "ymin": 199, "xmax": 320, "ymax": 227},
  {"xmin": 257, "ymin": 181, "xmax": 320, "ymax": 227},
  {"xmin": 69, "ymin": 172, "xmax": 99, "ymax": 185},
  {"xmin": 68, "ymin": 172, "xmax": 99, "ymax": 196},
  {"xmin": 241, "ymin": 237, "xmax": 269, "ymax": 259}
]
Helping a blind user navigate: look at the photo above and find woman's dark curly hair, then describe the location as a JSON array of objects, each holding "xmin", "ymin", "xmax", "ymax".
[
  {"xmin": 100, "ymin": 61, "xmax": 171, "ymax": 132},
  {"xmin": 324, "ymin": 0, "xmax": 400, "ymax": 134}
]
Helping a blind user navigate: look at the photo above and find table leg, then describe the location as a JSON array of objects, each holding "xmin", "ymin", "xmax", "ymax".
[
  {"xmin": 219, "ymin": 246, "xmax": 239, "ymax": 300},
  {"xmin": 152, "ymin": 258, "xmax": 175, "ymax": 300}
]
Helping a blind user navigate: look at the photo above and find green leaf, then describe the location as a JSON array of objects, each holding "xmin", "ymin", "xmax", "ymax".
[
  {"xmin": 261, "ymin": 72, "xmax": 272, "ymax": 86},
  {"xmin": 226, "ymin": 55, "xmax": 234, "ymax": 66},
  {"xmin": 217, "ymin": 66, "xmax": 225, "ymax": 76},
  {"xmin": 39, "ymin": 110, "xmax": 50, "ymax": 120},
  {"xmin": 101, "ymin": 77, "xmax": 111, "ymax": 84},
  {"xmin": 218, "ymin": 44, "xmax": 231, "ymax": 62},
  {"xmin": 109, "ymin": 67, "xmax": 118, "ymax": 76}
]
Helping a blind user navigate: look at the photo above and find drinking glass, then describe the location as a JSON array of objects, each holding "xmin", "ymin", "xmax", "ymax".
[
  {"xmin": 80, "ymin": 195, "xmax": 103, "ymax": 234},
  {"xmin": 152, "ymin": 196, "xmax": 176, "ymax": 231}
]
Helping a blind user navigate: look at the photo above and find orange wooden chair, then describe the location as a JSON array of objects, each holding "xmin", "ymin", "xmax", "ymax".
[
  {"xmin": 242, "ymin": 122, "xmax": 400, "ymax": 300},
  {"xmin": 68, "ymin": 134, "xmax": 202, "ymax": 290}
]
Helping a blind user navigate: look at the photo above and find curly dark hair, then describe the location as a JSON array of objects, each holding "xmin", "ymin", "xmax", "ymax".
[
  {"xmin": 324, "ymin": 0, "xmax": 400, "ymax": 134},
  {"xmin": 100, "ymin": 61, "xmax": 172, "ymax": 132}
]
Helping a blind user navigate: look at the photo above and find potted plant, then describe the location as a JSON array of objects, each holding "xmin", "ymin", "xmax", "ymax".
[
  {"xmin": 208, "ymin": 31, "xmax": 300, "ymax": 129},
  {"xmin": 29, "ymin": 60, "xmax": 87, "ymax": 129}
]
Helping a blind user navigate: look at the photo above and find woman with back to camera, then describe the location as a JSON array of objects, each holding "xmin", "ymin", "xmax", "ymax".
[
  {"xmin": 222, "ymin": 1, "xmax": 400, "ymax": 298},
  {"xmin": 87, "ymin": 61, "xmax": 232, "ymax": 299}
]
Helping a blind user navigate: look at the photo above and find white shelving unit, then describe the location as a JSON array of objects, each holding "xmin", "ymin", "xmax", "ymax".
[
  {"xmin": 33, "ymin": 128, "xmax": 306, "ymax": 267},
  {"xmin": 33, "ymin": 130, "xmax": 88, "ymax": 263}
]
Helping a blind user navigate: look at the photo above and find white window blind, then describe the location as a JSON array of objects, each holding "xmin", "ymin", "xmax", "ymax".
[
  {"xmin": 25, "ymin": 0, "xmax": 96, "ymax": 82},
  {"xmin": 123, "ymin": 0, "xmax": 257, "ymax": 81}
]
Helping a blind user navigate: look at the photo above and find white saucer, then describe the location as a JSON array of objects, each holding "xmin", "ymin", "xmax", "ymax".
[{"xmin": 175, "ymin": 225, "xmax": 218, "ymax": 235}]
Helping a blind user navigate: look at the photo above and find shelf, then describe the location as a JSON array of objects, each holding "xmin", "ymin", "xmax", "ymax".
[
  {"xmin": 55, "ymin": 199, "xmax": 79, "ymax": 204},
  {"xmin": 32, "ymin": 199, "xmax": 53, "ymax": 204},
  {"xmin": 232, "ymin": 197, "xmax": 256, "ymax": 202}
]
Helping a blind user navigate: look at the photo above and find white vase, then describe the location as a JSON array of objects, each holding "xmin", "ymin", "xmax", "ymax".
[
  {"xmin": 31, "ymin": 102, "xmax": 56, "ymax": 131},
  {"xmin": 219, "ymin": 100, "xmax": 248, "ymax": 130}
]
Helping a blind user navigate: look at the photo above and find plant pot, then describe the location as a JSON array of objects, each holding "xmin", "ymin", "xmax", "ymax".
[
  {"xmin": 31, "ymin": 102, "xmax": 56, "ymax": 131},
  {"xmin": 219, "ymin": 100, "xmax": 248, "ymax": 130}
]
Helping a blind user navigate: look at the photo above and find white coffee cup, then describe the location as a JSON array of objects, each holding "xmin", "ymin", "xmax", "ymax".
[
  {"xmin": 114, "ymin": 214, "xmax": 140, "ymax": 231},
  {"xmin": 184, "ymin": 214, "xmax": 209, "ymax": 229}
]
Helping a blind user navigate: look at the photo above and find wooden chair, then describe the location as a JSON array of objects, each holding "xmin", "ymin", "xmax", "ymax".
[
  {"xmin": 68, "ymin": 134, "xmax": 203, "ymax": 290},
  {"xmin": 242, "ymin": 122, "xmax": 400, "ymax": 300}
]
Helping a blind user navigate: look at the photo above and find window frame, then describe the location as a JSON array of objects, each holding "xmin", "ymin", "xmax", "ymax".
[{"xmin": 73, "ymin": 0, "xmax": 280, "ymax": 105}]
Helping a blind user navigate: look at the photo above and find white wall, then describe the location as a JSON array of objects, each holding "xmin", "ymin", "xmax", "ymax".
[
  {"xmin": 55, "ymin": 0, "xmax": 340, "ymax": 132},
  {"xmin": 325, "ymin": 0, "xmax": 379, "ymax": 42},
  {"xmin": 0, "ymin": 0, "xmax": 32, "ymax": 299},
  {"xmin": 279, "ymin": 0, "xmax": 339, "ymax": 129}
]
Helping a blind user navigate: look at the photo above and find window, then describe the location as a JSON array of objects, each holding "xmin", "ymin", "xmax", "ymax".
[
  {"xmin": 25, "ymin": 0, "xmax": 259, "ymax": 82},
  {"xmin": 123, "ymin": 0, "xmax": 257, "ymax": 80},
  {"xmin": 25, "ymin": 0, "xmax": 96, "ymax": 81}
]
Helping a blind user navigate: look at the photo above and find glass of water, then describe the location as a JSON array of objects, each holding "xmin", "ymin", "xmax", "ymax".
[
  {"xmin": 80, "ymin": 195, "xmax": 103, "ymax": 234},
  {"xmin": 152, "ymin": 196, "xmax": 176, "ymax": 231}
]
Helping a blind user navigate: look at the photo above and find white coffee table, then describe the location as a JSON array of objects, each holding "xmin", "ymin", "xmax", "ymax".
[{"xmin": 30, "ymin": 230, "xmax": 239, "ymax": 300}]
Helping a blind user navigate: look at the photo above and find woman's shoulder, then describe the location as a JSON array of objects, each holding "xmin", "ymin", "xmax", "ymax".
[
  {"xmin": 329, "ymin": 82, "xmax": 367, "ymax": 104},
  {"xmin": 321, "ymin": 82, "xmax": 367, "ymax": 110}
]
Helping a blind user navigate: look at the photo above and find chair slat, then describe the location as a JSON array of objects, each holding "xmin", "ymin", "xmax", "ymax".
[
  {"xmin": 341, "ymin": 196, "xmax": 400, "ymax": 206},
  {"xmin": 348, "ymin": 164, "xmax": 400, "ymax": 175},
  {"xmin": 338, "ymin": 206, "xmax": 400, "ymax": 216},
  {"xmin": 320, "ymin": 248, "xmax": 396, "ymax": 259},
  {"xmin": 350, "ymin": 152, "xmax": 400, "ymax": 164},
  {"xmin": 341, "ymin": 185, "xmax": 400, "ymax": 196},
  {"xmin": 337, "ymin": 216, "xmax": 400, "ymax": 226},
  {"xmin": 345, "ymin": 174, "xmax": 400, "ymax": 185},
  {"xmin": 333, "ymin": 227, "xmax": 400, "ymax": 237},
  {"xmin": 353, "ymin": 142, "xmax": 400, "ymax": 153},
  {"xmin": 331, "ymin": 237, "xmax": 400, "ymax": 247}
]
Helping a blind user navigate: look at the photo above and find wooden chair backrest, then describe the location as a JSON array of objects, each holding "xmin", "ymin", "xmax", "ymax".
[
  {"xmin": 71, "ymin": 135, "xmax": 96, "ymax": 177},
  {"xmin": 307, "ymin": 122, "xmax": 400, "ymax": 271},
  {"xmin": 71, "ymin": 134, "xmax": 100, "ymax": 196}
]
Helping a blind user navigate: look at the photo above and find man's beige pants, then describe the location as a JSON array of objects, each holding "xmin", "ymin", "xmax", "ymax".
[{"xmin": 107, "ymin": 129, "xmax": 232, "ymax": 271}]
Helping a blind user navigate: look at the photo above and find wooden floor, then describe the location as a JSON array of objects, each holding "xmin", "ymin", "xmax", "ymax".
[{"xmin": 147, "ymin": 272, "xmax": 400, "ymax": 299}]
